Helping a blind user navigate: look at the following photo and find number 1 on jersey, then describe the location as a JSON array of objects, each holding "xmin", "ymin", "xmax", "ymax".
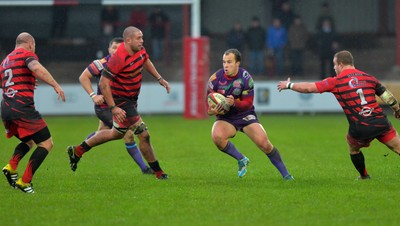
[{"xmin": 356, "ymin": 88, "xmax": 367, "ymax": 105}]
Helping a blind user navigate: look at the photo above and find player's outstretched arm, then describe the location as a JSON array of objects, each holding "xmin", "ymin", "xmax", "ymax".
[
  {"xmin": 277, "ymin": 77, "xmax": 319, "ymax": 93},
  {"xmin": 27, "ymin": 59, "xmax": 65, "ymax": 102},
  {"xmin": 143, "ymin": 59, "xmax": 170, "ymax": 93}
]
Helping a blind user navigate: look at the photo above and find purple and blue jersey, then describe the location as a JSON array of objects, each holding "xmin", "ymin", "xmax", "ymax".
[{"xmin": 207, "ymin": 67, "xmax": 259, "ymax": 130}]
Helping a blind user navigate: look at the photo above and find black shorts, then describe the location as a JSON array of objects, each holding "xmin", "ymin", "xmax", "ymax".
[
  {"xmin": 349, "ymin": 117, "xmax": 392, "ymax": 140},
  {"xmin": 113, "ymin": 98, "xmax": 141, "ymax": 130},
  {"xmin": 95, "ymin": 107, "xmax": 113, "ymax": 128},
  {"xmin": 19, "ymin": 126, "xmax": 51, "ymax": 144}
]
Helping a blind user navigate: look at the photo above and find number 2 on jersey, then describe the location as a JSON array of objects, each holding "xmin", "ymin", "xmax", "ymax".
[{"xmin": 4, "ymin": 69, "xmax": 14, "ymax": 87}]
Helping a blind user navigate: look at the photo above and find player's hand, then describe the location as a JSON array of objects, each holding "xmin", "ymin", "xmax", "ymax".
[
  {"xmin": 225, "ymin": 95, "xmax": 234, "ymax": 107},
  {"xmin": 54, "ymin": 85, "xmax": 66, "ymax": 102},
  {"xmin": 92, "ymin": 95, "xmax": 105, "ymax": 105},
  {"xmin": 159, "ymin": 79, "xmax": 171, "ymax": 94},
  {"xmin": 111, "ymin": 107, "xmax": 126, "ymax": 123},
  {"xmin": 208, "ymin": 103, "xmax": 226, "ymax": 115},
  {"xmin": 394, "ymin": 110, "xmax": 400, "ymax": 120},
  {"xmin": 277, "ymin": 77, "xmax": 291, "ymax": 92}
]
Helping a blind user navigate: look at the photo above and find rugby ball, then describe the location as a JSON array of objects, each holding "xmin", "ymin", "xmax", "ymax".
[{"xmin": 207, "ymin": 92, "xmax": 226, "ymax": 107}]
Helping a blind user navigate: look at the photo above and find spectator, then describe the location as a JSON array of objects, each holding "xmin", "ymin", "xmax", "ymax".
[
  {"xmin": 148, "ymin": 7, "xmax": 170, "ymax": 61},
  {"xmin": 315, "ymin": 2, "xmax": 336, "ymax": 33},
  {"xmin": 276, "ymin": 1, "xmax": 295, "ymax": 30},
  {"xmin": 50, "ymin": 5, "xmax": 70, "ymax": 38},
  {"xmin": 245, "ymin": 16, "xmax": 266, "ymax": 75},
  {"xmin": 288, "ymin": 15, "xmax": 309, "ymax": 77},
  {"xmin": 270, "ymin": 0, "xmax": 285, "ymax": 16},
  {"xmin": 128, "ymin": 6, "xmax": 147, "ymax": 32},
  {"xmin": 316, "ymin": 19, "xmax": 339, "ymax": 79},
  {"xmin": 101, "ymin": 5, "xmax": 120, "ymax": 37},
  {"xmin": 99, "ymin": 5, "xmax": 120, "ymax": 57},
  {"xmin": 226, "ymin": 22, "xmax": 246, "ymax": 54},
  {"xmin": 267, "ymin": 18, "xmax": 288, "ymax": 77}
]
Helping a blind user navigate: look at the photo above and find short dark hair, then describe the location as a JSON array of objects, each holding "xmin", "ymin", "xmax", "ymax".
[
  {"xmin": 109, "ymin": 37, "xmax": 123, "ymax": 47},
  {"xmin": 224, "ymin": 49, "xmax": 242, "ymax": 62},
  {"xmin": 334, "ymin": 50, "xmax": 354, "ymax": 66}
]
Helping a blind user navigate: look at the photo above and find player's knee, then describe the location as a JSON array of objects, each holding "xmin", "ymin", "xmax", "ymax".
[
  {"xmin": 38, "ymin": 138, "xmax": 53, "ymax": 151},
  {"xmin": 25, "ymin": 140, "xmax": 35, "ymax": 149},
  {"xmin": 211, "ymin": 135, "xmax": 227, "ymax": 149},
  {"xmin": 211, "ymin": 130, "xmax": 225, "ymax": 142},
  {"xmin": 138, "ymin": 132, "xmax": 150, "ymax": 144},
  {"xmin": 265, "ymin": 142, "xmax": 274, "ymax": 152},
  {"xmin": 261, "ymin": 141, "xmax": 273, "ymax": 153},
  {"xmin": 122, "ymin": 136, "xmax": 134, "ymax": 143},
  {"xmin": 132, "ymin": 122, "xmax": 148, "ymax": 135}
]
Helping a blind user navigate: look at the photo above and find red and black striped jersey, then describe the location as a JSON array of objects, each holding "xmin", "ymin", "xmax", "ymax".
[
  {"xmin": 315, "ymin": 68, "xmax": 386, "ymax": 127},
  {"xmin": 0, "ymin": 48, "xmax": 40, "ymax": 120},
  {"xmin": 102, "ymin": 43, "xmax": 149, "ymax": 101}
]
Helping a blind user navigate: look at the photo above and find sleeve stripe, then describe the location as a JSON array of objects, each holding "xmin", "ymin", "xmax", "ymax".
[{"xmin": 93, "ymin": 60, "xmax": 104, "ymax": 71}]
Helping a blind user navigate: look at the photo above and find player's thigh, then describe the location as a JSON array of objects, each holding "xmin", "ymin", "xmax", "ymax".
[
  {"xmin": 346, "ymin": 134, "xmax": 370, "ymax": 154},
  {"xmin": 383, "ymin": 132, "xmax": 400, "ymax": 153},
  {"xmin": 95, "ymin": 108, "xmax": 113, "ymax": 129},
  {"xmin": 242, "ymin": 123, "xmax": 270, "ymax": 146},
  {"xmin": 211, "ymin": 120, "xmax": 236, "ymax": 140},
  {"xmin": 31, "ymin": 126, "xmax": 53, "ymax": 151},
  {"xmin": 98, "ymin": 120, "xmax": 110, "ymax": 131}
]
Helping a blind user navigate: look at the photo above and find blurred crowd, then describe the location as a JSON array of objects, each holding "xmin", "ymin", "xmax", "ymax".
[
  {"xmin": 51, "ymin": 5, "xmax": 171, "ymax": 63},
  {"xmin": 225, "ymin": 1, "xmax": 340, "ymax": 80}
]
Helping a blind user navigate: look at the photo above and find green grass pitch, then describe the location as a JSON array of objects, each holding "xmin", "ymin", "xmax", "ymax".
[{"xmin": 1, "ymin": 114, "xmax": 400, "ymax": 226}]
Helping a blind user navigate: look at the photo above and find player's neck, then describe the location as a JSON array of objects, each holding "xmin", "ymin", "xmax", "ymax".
[
  {"xmin": 342, "ymin": 65, "xmax": 355, "ymax": 70},
  {"xmin": 225, "ymin": 69, "xmax": 239, "ymax": 78},
  {"xmin": 124, "ymin": 44, "xmax": 136, "ymax": 55}
]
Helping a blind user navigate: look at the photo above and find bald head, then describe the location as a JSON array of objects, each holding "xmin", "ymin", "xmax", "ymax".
[
  {"xmin": 15, "ymin": 32, "xmax": 36, "ymax": 52},
  {"xmin": 16, "ymin": 32, "xmax": 34, "ymax": 45},
  {"xmin": 123, "ymin": 26, "xmax": 141, "ymax": 40}
]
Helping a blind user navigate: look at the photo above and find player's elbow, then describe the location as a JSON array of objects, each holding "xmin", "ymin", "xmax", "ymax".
[
  {"xmin": 297, "ymin": 84, "xmax": 318, "ymax": 93},
  {"xmin": 78, "ymin": 75, "xmax": 87, "ymax": 85},
  {"xmin": 301, "ymin": 87, "xmax": 314, "ymax": 93}
]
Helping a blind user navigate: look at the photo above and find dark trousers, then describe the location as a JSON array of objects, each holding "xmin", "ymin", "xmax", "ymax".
[{"xmin": 289, "ymin": 49, "xmax": 304, "ymax": 76}]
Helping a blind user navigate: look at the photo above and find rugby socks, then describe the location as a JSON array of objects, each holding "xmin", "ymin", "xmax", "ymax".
[
  {"xmin": 75, "ymin": 141, "xmax": 92, "ymax": 157},
  {"xmin": 350, "ymin": 151, "xmax": 369, "ymax": 177},
  {"xmin": 9, "ymin": 142, "xmax": 31, "ymax": 170},
  {"xmin": 267, "ymin": 147, "xmax": 290, "ymax": 177},
  {"xmin": 221, "ymin": 141, "xmax": 245, "ymax": 160},
  {"xmin": 21, "ymin": 147, "xmax": 48, "ymax": 183},
  {"xmin": 149, "ymin": 160, "xmax": 164, "ymax": 177},
  {"xmin": 125, "ymin": 142, "xmax": 148, "ymax": 171}
]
